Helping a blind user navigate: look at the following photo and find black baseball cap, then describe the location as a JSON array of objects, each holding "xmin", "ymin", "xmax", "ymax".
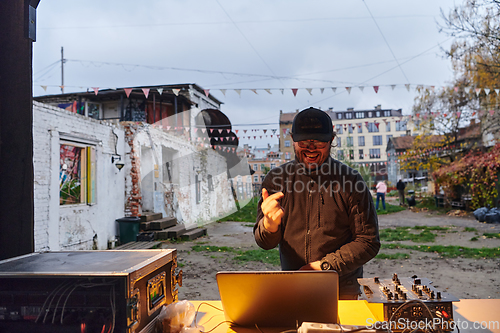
[{"xmin": 291, "ymin": 107, "xmax": 334, "ymax": 142}]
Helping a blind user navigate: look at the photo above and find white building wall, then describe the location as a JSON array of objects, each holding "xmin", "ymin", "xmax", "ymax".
[
  {"xmin": 126, "ymin": 123, "xmax": 236, "ymax": 228},
  {"xmin": 33, "ymin": 101, "xmax": 125, "ymax": 251}
]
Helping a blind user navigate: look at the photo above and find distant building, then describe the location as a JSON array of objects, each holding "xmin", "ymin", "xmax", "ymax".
[
  {"xmin": 245, "ymin": 144, "xmax": 283, "ymax": 195},
  {"xmin": 279, "ymin": 105, "xmax": 418, "ymax": 183}
]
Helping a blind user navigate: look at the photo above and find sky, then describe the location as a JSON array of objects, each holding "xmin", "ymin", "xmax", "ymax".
[{"xmin": 33, "ymin": 0, "xmax": 460, "ymax": 148}]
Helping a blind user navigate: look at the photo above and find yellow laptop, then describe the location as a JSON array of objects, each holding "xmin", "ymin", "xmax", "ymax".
[{"xmin": 216, "ymin": 270, "xmax": 339, "ymax": 328}]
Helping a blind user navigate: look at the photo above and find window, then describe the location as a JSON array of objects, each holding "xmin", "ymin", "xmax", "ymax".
[
  {"xmin": 355, "ymin": 112, "xmax": 364, "ymax": 119},
  {"xmin": 253, "ymin": 175, "xmax": 259, "ymax": 182},
  {"xmin": 386, "ymin": 122, "xmax": 391, "ymax": 132},
  {"xmin": 359, "ymin": 149, "xmax": 364, "ymax": 160},
  {"xmin": 396, "ymin": 121, "xmax": 407, "ymax": 131},
  {"xmin": 60, "ymin": 143, "xmax": 96, "ymax": 205},
  {"xmin": 335, "ymin": 124, "xmax": 343, "ymax": 134},
  {"xmin": 369, "ymin": 148, "xmax": 381, "ymax": 159},
  {"xmin": 383, "ymin": 110, "xmax": 391, "ymax": 117},
  {"xmin": 345, "ymin": 112, "xmax": 353, "ymax": 119},
  {"xmin": 367, "ymin": 123, "xmax": 379, "ymax": 132},
  {"xmin": 208, "ymin": 174, "xmax": 214, "ymax": 191},
  {"xmin": 337, "ymin": 137, "xmax": 342, "ymax": 148},
  {"xmin": 387, "ymin": 135, "xmax": 393, "ymax": 144},
  {"xmin": 358, "ymin": 136, "xmax": 365, "ymax": 146},
  {"xmin": 270, "ymin": 163, "xmax": 276, "ymax": 169},
  {"xmin": 284, "ymin": 140, "xmax": 291, "ymax": 147},
  {"xmin": 346, "ymin": 137, "xmax": 353, "ymax": 147},
  {"xmin": 349, "ymin": 149, "xmax": 354, "ymax": 160},
  {"xmin": 357, "ymin": 125, "xmax": 362, "ymax": 133},
  {"xmin": 337, "ymin": 113, "xmax": 343, "ymax": 120},
  {"xmin": 375, "ymin": 111, "xmax": 381, "ymax": 117},
  {"xmin": 86, "ymin": 102, "xmax": 101, "ymax": 120},
  {"xmin": 373, "ymin": 135, "xmax": 383, "ymax": 146},
  {"xmin": 348, "ymin": 125, "xmax": 353, "ymax": 134},
  {"xmin": 260, "ymin": 175, "xmax": 265, "ymax": 181},
  {"xmin": 285, "ymin": 152, "xmax": 291, "ymax": 160},
  {"xmin": 368, "ymin": 112, "xmax": 372, "ymax": 118},
  {"xmin": 253, "ymin": 163, "xmax": 258, "ymax": 171},
  {"xmin": 337, "ymin": 150, "xmax": 344, "ymax": 160},
  {"xmin": 261, "ymin": 163, "xmax": 265, "ymax": 170}
]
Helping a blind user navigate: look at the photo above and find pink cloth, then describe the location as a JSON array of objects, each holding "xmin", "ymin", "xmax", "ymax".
[{"xmin": 376, "ymin": 182, "xmax": 387, "ymax": 194}]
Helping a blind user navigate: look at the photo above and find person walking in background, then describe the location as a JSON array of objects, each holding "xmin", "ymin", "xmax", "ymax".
[
  {"xmin": 376, "ymin": 180, "xmax": 387, "ymax": 210},
  {"xmin": 397, "ymin": 179, "xmax": 406, "ymax": 206}
]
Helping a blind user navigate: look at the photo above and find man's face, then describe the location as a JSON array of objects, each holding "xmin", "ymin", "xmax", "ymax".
[{"xmin": 293, "ymin": 139, "xmax": 332, "ymax": 170}]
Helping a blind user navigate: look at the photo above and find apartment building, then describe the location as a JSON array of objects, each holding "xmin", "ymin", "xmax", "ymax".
[
  {"xmin": 244, "ymin": 144, "xmax": 283, "ymax": 194},
  {"xmin": 279, "ymin": 105, "xmax": 417, "ymax": 182}
]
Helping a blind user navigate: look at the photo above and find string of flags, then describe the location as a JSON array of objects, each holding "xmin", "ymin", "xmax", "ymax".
[{"xmin": 39, "ymin": 84, "xmax": 500, "ymax": 98}]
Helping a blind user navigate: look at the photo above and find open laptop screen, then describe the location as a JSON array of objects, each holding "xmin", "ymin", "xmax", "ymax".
[{"xmin": 216, "ymin": 270, "xmax": 339, "ymax": 328}]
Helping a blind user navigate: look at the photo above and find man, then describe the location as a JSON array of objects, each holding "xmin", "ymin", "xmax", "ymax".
[
  {"xmin": 254, "ymin": 107, "xmax": 380, "ymax": 299},
  {"xmin": 397, "ymin": 179, "xmax": 406, "ymax": 206}
]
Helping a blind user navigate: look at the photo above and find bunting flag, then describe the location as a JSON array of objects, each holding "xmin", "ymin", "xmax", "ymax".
[
  {"xmin": 306, "ymin": 88, "xmax": 313, "ymax": 95},
  {"xmin": 124, "ymin": 88, "xmax": 133, "ymax": 98},
  {"xmin": 358, "ymin": 86, "xmax": 364, "ymax": 92},
  {"xmin": 235, "ymin": 89, "xmax": 241, "ymax": 96},
  {"xmin": 220, "ymin": 89, "xmax": 226, "ymax": 96},
  {"xmin": 280, "ymin": 89, "xmax": 284, "ymax": 95},
  {"xmin": 345, "ymin": 87, "xmax": 352, "ymax": 94},
  {"xmin": 373, "ymin": 86, "xmax": 379, "ymax": 93},
  {"xmin": 204, "ymin": 89, "xmax": 210, "ymax": 97},
  {"xmin": 41, "ymin": 85, "xmax": 47, "ymax": 91},
  {"xmin": 60, "ymin": 85, "xmax": 65, "ymax": 91},
  {"xmin": 157, "ymin": 88, "xmax": 164, "ymax": 95},
  {"xmin": 496, "ymin": 89, "xmax": 500, "ymax": 95},
  {"xmin": 475, "ymin": 88, "xmax": 482, "ymax": 96},
  {"xmin": 485, "ymin": 88, "xmax": 490, "ymax": 95},
  {"xmin": 405, "ymin": 84, "xmax": 410, "ymax": 92},
  {"xmin": 250, "ymin": 89, "xmax": 258, "ymax": 95},
  {"xmin": 172, "ymin": 89, "xmax": 180, "ymax": 96},
  {"xmin": 490, "ymin": 110, "xmax": 495, "ymax": 116},
  {"xmin": 265, "ymin": 89, "xmax": 272, "ymax": 95},
  {"xmin": 92, "ymin": 87, "xmax": 99, "ymax": 95},
  {"xmin": 320, "ymin": 88, "xmax": 324, "ymax": 94},
  {"xmin": 142, "ymin": 88, "xmax": 150, "ymax": 98},
  {"xmin": 390, "ymin": 85, "xmax": 396, "ymax": 91},
  {"xmin": 332, "ymin": 87, "xmax": 337, "ymax": 93},
  {"xmin": 292, "ymin": 88, "xmax": 298, "ymax": 96}
]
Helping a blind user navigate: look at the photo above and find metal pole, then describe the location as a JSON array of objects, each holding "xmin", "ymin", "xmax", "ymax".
[{"xmin": 61, "ymin": 46, "xmax": 64, "ymax": 93}]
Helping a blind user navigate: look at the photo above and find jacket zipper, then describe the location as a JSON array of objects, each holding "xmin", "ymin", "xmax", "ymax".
[
  {"xmin": 318, "ymin": 192, "xmax": 323, "ymax": 228},
  {"xmin": 306, "ymin": 182, "xmax": 312, "ymax": 263}
]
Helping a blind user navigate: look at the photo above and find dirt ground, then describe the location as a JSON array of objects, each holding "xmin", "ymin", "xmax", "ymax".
[{"xmin": 162, "ymin": 204, "xmax": 500, "ymax": 301}]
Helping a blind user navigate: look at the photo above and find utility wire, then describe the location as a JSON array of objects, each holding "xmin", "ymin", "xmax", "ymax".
[{"xmin": 362, "ymin": 0, "xmax": 410, "ymax": 83}]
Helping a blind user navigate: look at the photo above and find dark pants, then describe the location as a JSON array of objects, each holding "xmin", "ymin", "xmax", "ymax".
[
  {"xmin": 398, "ymin": 190, "xmax": 405, "ymax": 205},
  {"xmin": 376, "ymin": 193, "xmax": 385, "ymax": 210}
]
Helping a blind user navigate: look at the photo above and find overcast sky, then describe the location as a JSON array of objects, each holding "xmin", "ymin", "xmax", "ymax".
[{"xmin": 33, "ymin": 0, "xmax": 459, "ymax": 148}]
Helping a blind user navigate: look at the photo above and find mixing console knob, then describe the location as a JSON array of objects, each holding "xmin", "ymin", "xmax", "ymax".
[
  {"xmin": 392, "ymin": 273, "xmax": 398, "ymax": 281},
  {"xmin": 417, "ymin": 289, "xmax": 423, "ymax": 296},
  {"xmin": 402, "ymin": 293, "xmax": 407, "ymax": 300},
  {"xmin": 437, "ymin": 292, "xmax": 441, "ymax": 299},
  {"xmin": 387, "ymin": 292, "xmax": 393, "ymax": 300},
  {"xmin": 394, "ymin": 293, "xmax": 399, "ymax": 300},
  {"xmin": 430, "ymin": 291, "xmax": 435, "ymax": 299},
  {"xmin": 374, "ymin": 277, "xmax": 380, "ymax": 284},
  {"xmin": 415, "ymin": 278, "xmax": 421, "ymax": 285}
]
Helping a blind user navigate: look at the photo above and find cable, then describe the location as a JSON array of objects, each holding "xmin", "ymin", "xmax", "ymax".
[{"xmin": 35, "ymin": 281, "xmax": 71, "ymax": 323}]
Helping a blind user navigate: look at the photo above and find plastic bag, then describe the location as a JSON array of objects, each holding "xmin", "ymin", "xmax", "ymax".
[
  {"xmin": 484, "ymin": 208, "xmax": 500, "ymax": 224},
  {"xmin": 156, "ymin": 300, "xmax": 202, "ymax": 333},
  {"xmin": 473, "ymin": 207, "xmax": 489, "ymax": 222}
]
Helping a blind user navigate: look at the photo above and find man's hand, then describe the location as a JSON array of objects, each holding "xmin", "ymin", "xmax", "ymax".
[
  {"xmin": 261, "ymin": 188, "xmax": 284, "ymax": 233},
  {"xmin": 299, "ymin": 260, "xmax": 322, "ymax": 270}
]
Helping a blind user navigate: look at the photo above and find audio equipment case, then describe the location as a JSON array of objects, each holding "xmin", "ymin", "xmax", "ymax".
[{"xmin": 0, "ymin": 249, "xmax": 182, "ymax": 333}]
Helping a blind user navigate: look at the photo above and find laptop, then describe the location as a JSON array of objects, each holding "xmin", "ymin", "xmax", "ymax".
[{"xmin": 216, "ymin": 270, "xmax": 339, "ymax": 328}]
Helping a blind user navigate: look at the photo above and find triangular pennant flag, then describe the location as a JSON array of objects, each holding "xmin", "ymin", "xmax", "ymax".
[
  {"xmin": 263, "ymin": 129, "xmax": 267, "ymax": 134},
  {"xmin": 220, "ymin": 89, "xmax": 226, "ymax": 96},
  {"xmin": 332, "ymin": 87, "xmax": 337, "ymax": 93},
  {"xmin": 59, "ymin": 85, "xmax": 65, "ymax": 91},
  {"xmin": 495, "ymin": 89, "xmax": 499, "ymax": 95},
  {"xmin": 201, "ymin": 128, "xmax": 206, "ymax": 133},
  {"xmin": 243, "ymin": 130, "xmax": 247, "ymax": 133},
  {"xmin": 265, "ymin": 89, "xmax": 272, "ymax": 95},
  {"xmin": 373, "ymin": 86, "xmax": 379, "ymax": 93},
  {"xmin": 456, "ymin": 111, "xmax": 461, "ymax": 118},
  {"xmin": 250, "ymin": 89, "xmax": 258, "ymax": 95},
  {"xmin": 204, "ymin": 89, "xmax": 210, "ymax": 97},
  {"xmin": 41, "ymin": 85, "xmax": 47, "ymax": 91},
  {"xmin": 475, "ymin": 88, "xmax": 482, "ymax": 96},
  {"xmin": 292, "ymin": 88, "xmax": 298, "ymax": 96},
  {"xmin": 489, "ymin": 110, "xmax": 495, "ymax": 116},
  {"xmin": 306, "ymin": 88, "xmax": 313, "ymax": 95},
  {"xmin": 235, "ymin": 130, "xmax": 239, "ymax": 134},
  {"xmin": 235, "ymin": 89, "xmax": 241, "ymax": 96},
  {"xmin": 465, "ymin": 87, "xmax": 471, "ymax": 94},
  {"xmin": 391, "ymin": 85, "xmax": 396, "ymax": 91},
  {"xmin": 345, "ymin": 87, "xmax": 351, "ymax": 94},
  {"xmin": 142, "ymin": 88, "xmax": 150, "ymax": 98},
  {"xmin": 405, "ymin": 84, "xmax": 410, "ymax": 92},
  {"xmin": 454, "ymin": 87, "xmax": 459, "ymax": 92},
  {"xmin": 485, "ymin": 88, "xmax": 490, "ymax": 95},
  {"xmin": 172, "ymin": 89, "xmax": 180, "ymax": 96},
  {"xmin": 167, "ymin": 126, "xmax": 171, "ymax": 130},
  {"xmin": 92, "ymin": 87, "xmax": 100, "ymax": 95},
  {"xmin": 218, "ymin": 129, "xmax": 223, "ymax": 134},
  {"xmin": 194, "ymin": 128, "xmax": 198, "ymax": 133},
  {"xmin": 280, "ymin": 89, "xmax": 284, "ymax": 95},
  {"xmin": 209, "ymin": 129, "xmax": 214, "ymax": 133},
  {"xmin": 320, "ymin": 88, "xmax": 324, "ymax": 94},
  {"xmin": 157, "ymin": 88, "xmax": 164, "ymax": 95},
  {"xmin": 358, "ymin": 86, "xmax": 364, "ymax": 92},
  {"xmin": 124, "ymin": 88, "xmax": 133, "ymax": 98}
]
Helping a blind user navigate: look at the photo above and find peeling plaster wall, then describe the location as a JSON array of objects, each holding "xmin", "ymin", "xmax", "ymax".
[
  {"xmin": 123, "ymin": 122, "xmax": 235, "ymax": 227},
  {"xmin": 33, "ymin": 101, "xmax": 125, "ymax": 251}
]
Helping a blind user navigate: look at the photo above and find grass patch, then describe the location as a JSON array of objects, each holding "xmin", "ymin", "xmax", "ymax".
[
  {"xmin": 234, "ymin": 248, "xmax": 280, "ymax": 266},
  {"xmin": 375, "ymin": 253, "xmax": 410, "ymax": 260},
  {"xmin": 464, "ymin": 227, "xmax": 478, "ymax": 232},
  {"xmin": 191, "ymin": 245, "xmax": 280, "ymax": 266},
  {"xmin": 381, "ymin": 243, "xmax": 500, "ymax": 258},
  {"xmin": 373, "ymin": 199, "xmax": 406, "ymax": 215},
  {"xmin": 218, "ymin": 197, "xmax": 259, "ymax": 222},
  {"xmin": 483, "ymin": 233, "xmax": 500, "ymax": 239},
  {"xmin": 379, "ymin": 226, "xmax": 449, "ymax": 243},
  {"xmin": 470, "ymin": 237, "xmax": 479, "ymax": 241},
  {"xmin": 244, "ymin": 224, "xmax": 255, "ymax": 228}
]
